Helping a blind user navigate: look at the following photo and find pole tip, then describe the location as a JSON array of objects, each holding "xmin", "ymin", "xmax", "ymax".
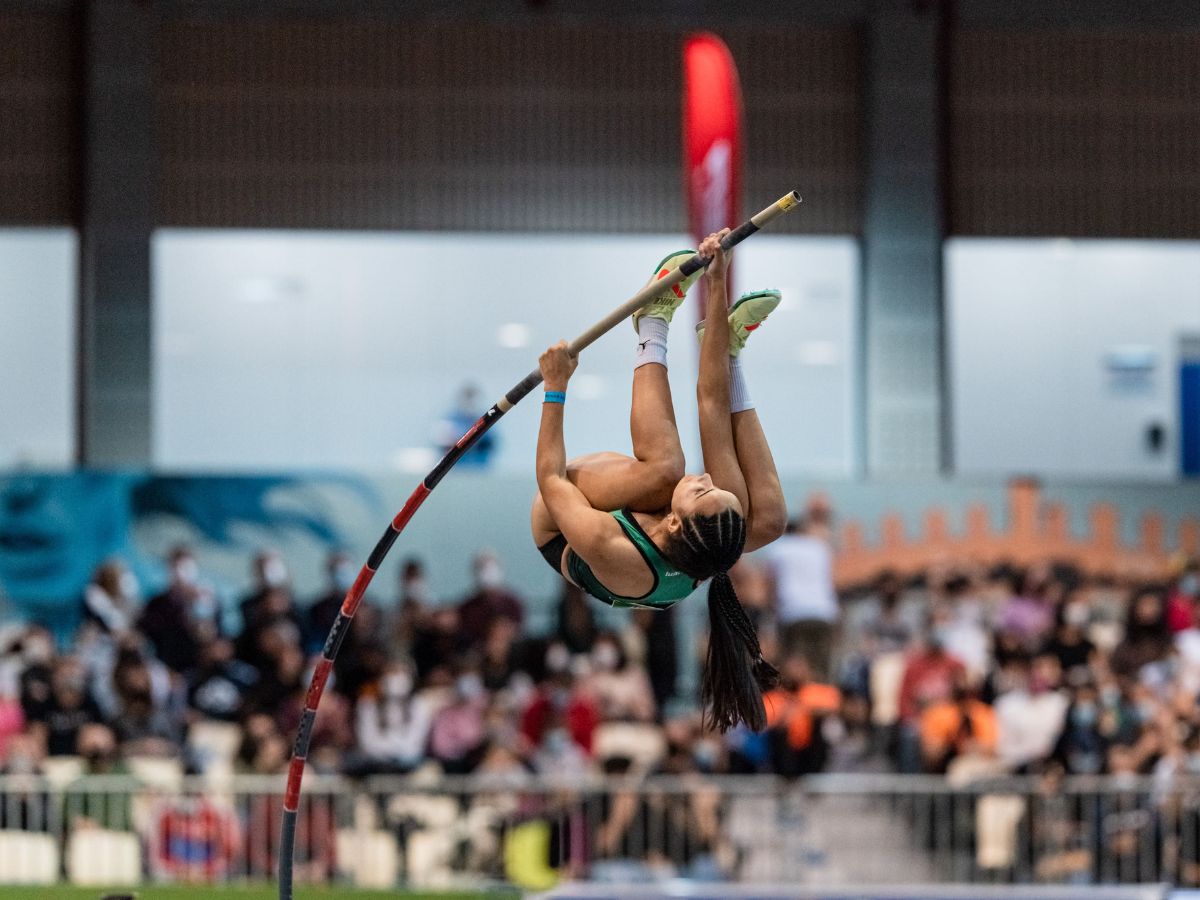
[{"xmin": 790, "ymin": 190, "xmax": 803, "ymax": 204}]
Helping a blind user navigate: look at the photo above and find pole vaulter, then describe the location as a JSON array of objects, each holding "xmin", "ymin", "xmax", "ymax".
[{"xmin": 278, "ymin": 189, "xmax": 802, "ymax": 899}]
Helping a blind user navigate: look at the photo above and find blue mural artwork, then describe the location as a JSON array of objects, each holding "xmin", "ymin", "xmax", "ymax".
[{"xmin": 0, "ymin": 472, "xmax": 381, "ymax": 638}]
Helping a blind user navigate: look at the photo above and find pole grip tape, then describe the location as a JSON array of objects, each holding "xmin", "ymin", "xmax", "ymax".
[{"xmin": 506, "ymin": 369, "xmax": 544, "ymax": 406}]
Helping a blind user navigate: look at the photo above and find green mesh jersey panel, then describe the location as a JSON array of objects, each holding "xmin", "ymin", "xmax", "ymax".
[{"xmin": 566, "ymin": 508, "xmax": 699, "ymax": 609}]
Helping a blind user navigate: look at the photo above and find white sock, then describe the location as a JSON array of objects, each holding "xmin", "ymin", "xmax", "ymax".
[
  {"xmin": 635, "ymin": 317, "xmax": 669, "ymax": 369},
  {"xmin": 729, "ymin": 355, "xmax": 754, "ymax": 412}
]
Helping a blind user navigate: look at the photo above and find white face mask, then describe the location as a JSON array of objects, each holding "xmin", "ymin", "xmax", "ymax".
[
  {"xmin": 262, "ymin": 557, "xmax": 288, "ymax": 587},
  {"xmin": 173, "ymin": 557, "xmax": 199, "ymax": 586},
  {"xmin": 1064, "ymin": 603, "xmax": 1089, "ymax": 627},
  {"xmin": 477, "ymin": 559, "xmax": 504, "ymax": 589},
  {"xmin": 457, "ymin": 673, "xmax": 484, "ymax": 700},
  {"xmin": 545, "ymin": 644, "xmax": 570, "ymax": 673},
  {"xmin": 383, "ymin": 672, "xmax": 412, "ymax": 699},
  {"xmin": 592, "ymin": 644, "xmax": 619, "ymax": 671},
  {"xmin": 404, "ymin": 576, "xmax": 431, "ymax": 604}
]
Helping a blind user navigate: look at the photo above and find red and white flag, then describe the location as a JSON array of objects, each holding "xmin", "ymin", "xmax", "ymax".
[{"xmin": 683, "ymin": 32, "xmax": 744, "ymax": 316}]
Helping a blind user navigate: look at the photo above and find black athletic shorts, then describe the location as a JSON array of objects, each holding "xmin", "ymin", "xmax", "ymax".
[{"xmin": 538, "ymin": 534, "xmax": 569, "ymax": 577}]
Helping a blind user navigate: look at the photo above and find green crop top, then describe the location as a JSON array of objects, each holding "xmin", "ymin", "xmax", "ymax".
[{"xmin": 566, "ymin": 508, "xmax": 699, "ymax": 609}]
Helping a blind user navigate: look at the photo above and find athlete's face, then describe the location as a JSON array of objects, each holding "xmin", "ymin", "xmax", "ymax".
[{"xmin": 670, "ymin": 473, "xmax": 740, "ymax": 520}]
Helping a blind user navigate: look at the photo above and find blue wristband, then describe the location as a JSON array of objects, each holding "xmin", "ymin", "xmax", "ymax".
[{"xmin": 544, "ymin": 390, "xmax": 566, "ymax": 404}]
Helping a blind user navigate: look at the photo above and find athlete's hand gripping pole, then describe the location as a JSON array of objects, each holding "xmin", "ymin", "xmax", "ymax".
[{"xmin": 277, "ymin": 189, "xmax": 802, "ymax": 900}]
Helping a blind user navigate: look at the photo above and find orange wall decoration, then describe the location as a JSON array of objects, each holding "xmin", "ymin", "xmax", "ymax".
[{"xmin": 832, "ymin": 479, "xmax": 1200, "ymax": 589}]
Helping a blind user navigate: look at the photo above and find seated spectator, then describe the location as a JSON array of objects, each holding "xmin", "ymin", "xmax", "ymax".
[
  {"xmin": 83, "ymin": 558, "xmax": 140, "ymax": 637},
  {"xmin": 352, "ymin": 660, "xmax": 432, "ymax": 775},
  {"xmin": 138, "ymin": 545, "xmax": 219, "ymax": 673},
  {"xmin": 862, "ymin": 570, "xmax": 912, "ymax": 657},
  {"xmin": 531, "ymin": 710, "xmax": 592, "ymax": 777},
  {"xmin": 331, "ymin": 601, "xmax": 388, "ymax": 701},
  {"xmin": 236, "ymin": 551, "xmax": 304, "ymax": 664},
  {"xmin": 112, "ymin": 655, "xmax": 184, "ymax": 755},
  {"xmin": 15, "ymin": 627, "xmax": 55, "ymax": 718},
  {"xmin": 187, "ymin": 637, "xmax": 257, "ymax": 723},
  {"xmin": 0, "ymin": 668, "xmax": 22, "ymax": 764},
  {"xmin": 938, "ymin": 576, "xmax": 991, "ymax": 683},
  {"xmin": 997, "ymin": 566, "xmax": 1055, "ymax": 652},
  {"xmin": 276, "ymin": 668, "xmax": 353, "ymax": 774},
  {"xmin": 481, "ymin": 616, "xmax": 520, "ymax": 691},
  {"xmin": 554, "ymin": 581, "xmax": 597, "ymax": 656},
  {"xmin": 896, "ymin": 625, "xmax": 966, "ymax": 772},
  {"xmin": 387, "ymin": 558, "xmax": 434, "ymax": 652},
  {"xmin": 1167, "ymin": 561, "xmax": 1199, "ymax": 633},
  {"xmin": 411, "ymin": 606, "xmax": 464, "ymax": 684},
  {"xmin": 1046, "ymin": 590, "xmax": 1096, "ymax": 679},
  {"xmin": 918, "ymin": 674, "xmax": 997, "ymax": 774},
  {"xmin": 236, "ymin": 713, "xmax": 286, "ymax": 773},
  {"xmin": 429, "ymin": 669, "xmax": 489, "ymax": 774},
  {"xmin": 1053, "ymin": 680, "xmax": 1107, "ymax": 774},
  {"xmin": 521, "ymin": 646, "xmax": 600, "ymax": 756},
  {"xmin": 1111, "ymin": 588, "xmax": 1172, "ymax": 678},
  {"xmin": 630, "ymin": 606, "xmax": 678, "ymax": 715},
  {"xmin": 26, "ymin": 655, "xmax": 102, "ymax": 757},
  {"xmin": 457, "ymin": 550, "xmax": 524, "ymax": 651},
  {"xmin": 245, "ymin": 640, "xmax": 306, "ymax": 716},
  {"xmin": 305, "ymin": 550, "xmax": 358, "ymax": 654},
  {"xmin": 763, "ymin": 654, "xmax": 842, "ymax": 777},
  {"xmin": 994, "ymin": 653, "xmax": 1068, "ymax": 772},
  {"xmin": 584, "ymin": 632, "xmax": 655, "ymax": 723}
]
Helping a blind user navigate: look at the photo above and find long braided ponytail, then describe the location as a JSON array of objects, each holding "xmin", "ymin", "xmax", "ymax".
[{"xmin": 663, "ymin": 506, "xmax": 780, "ymax": 732}]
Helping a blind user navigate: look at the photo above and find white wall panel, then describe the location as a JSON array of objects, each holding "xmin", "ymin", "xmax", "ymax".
[
  {"xmin": 153, "ymin": 231, "xmax": 859, "ymax": 475},
  {"xmin": 948, "ymin": 238, "xmax": 1200, "ymax": 479},
  {"xmin": 0, "ymin": 229, "xmax": 76, "ymax": 466}
]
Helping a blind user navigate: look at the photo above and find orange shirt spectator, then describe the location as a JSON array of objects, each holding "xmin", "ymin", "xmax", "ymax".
[
  {"xmin": 764, "ymin": 681, "xmax": 842, "ymax": 750},
  {"xmin": 919, "ymin": 697, "xmax": 998, "ymax": 772}
]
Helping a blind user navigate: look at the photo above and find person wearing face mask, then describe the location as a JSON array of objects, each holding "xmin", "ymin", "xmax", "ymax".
[
  {"xmin": 26, "ymin": 655, "xmax": 103, "ymax": 757},
  {"xmin": 138, "ymin": 545, "xmax": 217, "ymax": 673},
  {"xmin": 428, "ymin": 668, "xmax": 490, "ymax": 774},
  {"xmin": 351, "ymin": 661, "xmax": 432, "ymax": 775},
  {"xmin": 895, "ymin": 618, "xmax": 966, "ymax": 772},
  {"xmin": 993, "ymin": 654, "xmax": 1069, "ymax": 773},
  {"xmin": 583, "ymin": 632, "xmax": 655, "ymax": 722},
  {"xmin": 456, "ymin": 550, "xmax": 525, "ymax": 651},
  {"xmin": 305, "ymin": 550, "xmax": 360, "ymax": 655},
  {"xmin": 531, "ymin": 710, "xmax": 590, "ymax": 776},
  {"xmin": 1046, "ymin": 591, "xmax": 1097, "ymax": 678},
  {"xmin": 1053, "ymin": 682, "xmax": 1107, "ymax": 775},
  {"xmin": 236, "ymin": 551, "xmax": 303, "ymax": 664}
]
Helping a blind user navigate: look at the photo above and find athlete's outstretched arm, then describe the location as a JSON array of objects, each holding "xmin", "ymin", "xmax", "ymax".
[
  {"xmin": 535, "ymin": 342, "xmax": 625, "ymax": 563},
  {"xmin": 695, "ymin": 231, "xmax": 749, "ymax": 516}
]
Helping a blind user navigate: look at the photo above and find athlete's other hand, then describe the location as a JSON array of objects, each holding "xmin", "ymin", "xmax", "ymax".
[
  {"xmin": 539, "ymin": 340, "xmax": 577, "ymax": 392},
  {"xmin": 701, "ymin": 228, "xmax": 732, "ymax": 279}
]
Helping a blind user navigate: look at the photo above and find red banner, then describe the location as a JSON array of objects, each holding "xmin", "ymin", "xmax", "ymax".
[{"xmin": 683, "ymin": 32, "xmax": 744, "ymax": 316}]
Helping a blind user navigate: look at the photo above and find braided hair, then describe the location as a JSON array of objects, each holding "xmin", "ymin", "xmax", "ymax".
[{"xmin": 663, "ymin": 506, "xmax": 780, "ymax": 732}]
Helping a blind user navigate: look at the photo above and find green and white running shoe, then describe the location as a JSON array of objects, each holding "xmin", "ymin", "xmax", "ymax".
[
  {"xmin": 632, "ymin": 249, "xmax": 702, "ymax": 334},
  {"xmin": 695, "ymin": 288, "xmax": 782, "ymax": 356}
]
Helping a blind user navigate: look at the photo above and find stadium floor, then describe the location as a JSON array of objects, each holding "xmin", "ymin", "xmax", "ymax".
[{"xmin": 0, "ymin": 889, "xmax": 516, "ymax": 900}]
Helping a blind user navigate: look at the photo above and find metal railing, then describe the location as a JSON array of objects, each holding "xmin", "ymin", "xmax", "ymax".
[{"xmin": 2, "ymin": 772, "xmax": 1200, "ymax": 889}]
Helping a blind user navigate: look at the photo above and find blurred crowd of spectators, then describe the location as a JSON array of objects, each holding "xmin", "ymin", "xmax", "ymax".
[{"xmin": 1, "ymin": 503, "xmax": 1199, "ymax": 791}]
